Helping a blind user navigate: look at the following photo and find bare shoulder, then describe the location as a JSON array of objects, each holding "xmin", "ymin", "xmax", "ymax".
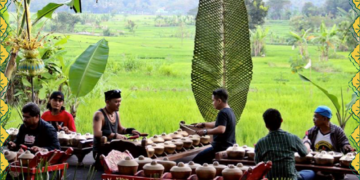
[{"xmin": 93, "ymin": 111, "xmax": 104, "ymax": 122}]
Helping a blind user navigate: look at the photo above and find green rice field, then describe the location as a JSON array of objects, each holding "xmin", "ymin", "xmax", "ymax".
[{"xmin": 5, "ymin": 15, "xmax": 359, "ymax": 147}]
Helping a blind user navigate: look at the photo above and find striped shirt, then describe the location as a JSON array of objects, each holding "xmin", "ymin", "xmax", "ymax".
[{"xmin": 255, "ymin": 129, "xmax": 308, "ymax": 180}]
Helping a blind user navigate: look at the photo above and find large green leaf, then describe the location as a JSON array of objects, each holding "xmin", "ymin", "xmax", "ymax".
[
  {"xmin": 299, "ymin": 74, "xmax": 340, "ymax": 112},
  {"xmin": 67, "ymin": 0, "xmax": 82, "ymax": 13},
  {"xmin": 33, "ymin": 3, "xmax": 64, "ymax": 26},
  {"xmin": 69, "ymin": 39, "xmax": 109, "ymax": 98},
  {"xmin": 191, "ymin": 0, "xmax": 253, "ymax": 123}
]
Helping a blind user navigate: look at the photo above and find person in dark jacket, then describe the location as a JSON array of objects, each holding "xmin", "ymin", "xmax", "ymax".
[
  {"xmin": 303, "ymin": 106, "xmax": 352, "ymax": 153},
  {"xmin": 7, "ymin": 102, "xmax": 60, "ymax": 152},
  {"xmin": 303, "ymin": 105, "xmax": 353, "ymax": 180}
]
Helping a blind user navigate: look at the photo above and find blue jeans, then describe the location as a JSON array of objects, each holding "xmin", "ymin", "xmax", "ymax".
[{"xmin": 298, "ymin": 170, "xmax": 316, "ymax": 180}]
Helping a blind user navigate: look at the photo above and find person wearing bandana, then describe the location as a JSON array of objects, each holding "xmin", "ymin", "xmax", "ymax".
[
  {"xmin": 41, "ymin": 91, "xmax": 76, "ymax": 134},
  {"xmin": 92, "ymin": 89, "xmax": 140, "ymax": 169}
]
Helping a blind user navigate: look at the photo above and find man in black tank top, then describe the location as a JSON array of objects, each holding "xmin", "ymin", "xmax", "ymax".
[
  {"xmin": 192, "ymin": 88, "xmax": 236, "ymax": 164},
  {"xmin": 92, "ymin": 90, "xmax": 140, "ymax": 169}
]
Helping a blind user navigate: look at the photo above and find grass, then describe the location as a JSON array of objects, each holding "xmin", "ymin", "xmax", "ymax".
[{"xmin": 5, "ymin": 15, "xmax": 359, "ymax": 147}]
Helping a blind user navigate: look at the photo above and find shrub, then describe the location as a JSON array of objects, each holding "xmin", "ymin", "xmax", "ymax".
[{"xmin": 158, "ymin": 64, "xmax": 177, "ymax": 77}]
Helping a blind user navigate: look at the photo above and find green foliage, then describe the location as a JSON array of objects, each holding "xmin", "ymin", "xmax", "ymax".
[
  {"xmin": 299, "ymin": 74, "xmax": 356, "ymax": 129},
  {"xmin": 311, "ymin": 22, "xmax": 340, "ymax": 61},
  {"xmin": 266, "ymin": 0, "xmax": 291, "ymax": 20},
  {"xmin": 289, "ymin": 55, "xmax": 306, "ymax": 73},
  {"xmin": 126, "ymin": 20, "xmax": 137, "ymax": 33},
  {"xmin": 250, "ymin": 26, "xmax": 269, "ymax": 57},
  {"xmin": 50, "ymin": 12, "xmax": 81, "ymax": 32},
  {"xmin": 336, "ymin": 8, "xmax": 359, "ymax": 51},
  {"xmin": 324, "ymin": 0, "xmax": 351, "ymax": 18},
  {"xmin": 288, "ymin": 29, "xmax": 312, "ymax": 58},
  {"xmin": 102, "ymin": 28, "xmax": 112, "ymax": 36},
  {"xmin": 123, "ymin": 55, "xmax": 142, "ymax": 72},
  {"xmin": 69, "ymin": 39, "xmax": 110, "ymax": 98},
  {"xmin": 302, "ymin": 2, "xmax": 320, "ymax": 17},
  {"xmin": 289, "ymin": 15, "xmax": 336, "ymax": 32},
  {"xmin": 158, "ymin": 64, "xmax": 177, "ymax": 77},
  {"xmin": 245, "ymin": 0, "xmax": 269, "ymax": 29}
]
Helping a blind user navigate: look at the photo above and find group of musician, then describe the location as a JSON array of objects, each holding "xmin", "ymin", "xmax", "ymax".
[{"xmin": 7, "ymin": 88, "xmax": 353, "ymax": 180}]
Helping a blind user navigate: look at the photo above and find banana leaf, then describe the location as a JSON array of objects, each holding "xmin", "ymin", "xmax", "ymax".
[
  {"xmin": 191, "ymin": 0, "xmax": 253, "ymax": 123},
  {"xmin": 299, "ymin": 74, "xmax": 340, "ymax": 111},
  {"xmin": 32, "ymin": 3, "xmax": 63, "ymax": 25},
  {"xmin": 33, "ymin": 0, "xmax": 82, "ymax": 26},
  {"xmin": 69, "ymin": 39, "xmax": 109, "ymax": 98}
]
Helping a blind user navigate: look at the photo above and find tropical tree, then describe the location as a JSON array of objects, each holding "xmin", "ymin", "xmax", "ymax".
[
  {"xmin": 324, "ymin": 0, "xmax": 351, "ymax": 18},
  {"xmin": 266, "ymin": 0, "xmax": 291, "ymax": 20},
  {"xmin": 250, "ymin": 26, "xmax": 269, "ymax": 57},
  {"xmin": 288, "ymin": 29, "xmax": 314, "ymax": 58},
  {"xmin": 2, "ymin": 0, "xmax": 83, "ymax": 101},
  {"xmin": 302, "ymin": 2, "xmax": 320, "ymax": 17},
  {"xmin": 245, "ymin": 0, "xmax": 269, "ymax": 30},
  {"xmin": 336, "ymin": 7, "xmax": 359, "ymax": 50},
  {"xmin": 311, "ymin": 22, "xmax": 340, "ymax": 61}
]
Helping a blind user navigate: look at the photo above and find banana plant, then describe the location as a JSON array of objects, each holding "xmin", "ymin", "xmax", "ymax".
[
  {"xmin": 311, "ymin": 22, "xmax": 340, "ymax": 61},
  {"xmin": 2, "ymin": 0, "xmax": 84, "ymax": 101},
  {"xmin": 68, "ymin": 39, "xmax": 110, "ymax": 118},
  {"xmin": 288, "ymin": 28, "xmax": 314, "ymax": 58},
  {"xmin": 250, "ymin": 26, "xmax": 269, "ymax": 57},
  {"xmin": 299, "ymin": 74, "xmax": 357, "ymax": 129}
]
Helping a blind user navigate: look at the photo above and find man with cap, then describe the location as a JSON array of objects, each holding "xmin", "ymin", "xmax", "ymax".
[
  {"xmin": 303, "ymin": 105, "xmax": 352, "ymax": 153},
  {"xmin": 41, "ymin": 91, "xmax": 76, "ymax": 134},
  {"xmin": 92, "ymin": 89, "xmax": 140, "ymax": 169}
]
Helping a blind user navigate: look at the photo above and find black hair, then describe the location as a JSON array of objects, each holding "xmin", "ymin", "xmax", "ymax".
[
  {"xmin": 22, "ymin": 102, "xmax": 40, "ymax": 117},
  {"xmin": 212, "ymin": 88, "xmax": 228, "ymax": 103},
  {"xmin": 263, "ymin": 108, "xmax": 282, "ymax": 131}
]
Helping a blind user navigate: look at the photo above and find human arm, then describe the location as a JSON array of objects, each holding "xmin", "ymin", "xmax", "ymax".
[
  {"xmin": 195, "ymin": 122, "xmax": 216, "ymax": 129},
  {"xmin": 66, "ymin": 112, "xmax": 77, "ymax": 132},
  {"xmin": 196, "ymin": 111, "xmax": 227, "ymax": 136},
  {"xmin": 295, "ymin": 135, "xmax": 309, "ymax": 157},
  {"xmin": 117, "ymin": 112, "xmax": 140, "ymax": 135},
  {"xmin": 196, "ymin": 126, "xmax": 226, "ymax": 136},
  {"xmin": 302, "ymin": 130, "xmax": 313, "ymax": 152},
  {"xmin": 337, "ymin": 128, "xmax": 352, "ymax": 153},
  {"xmin": 10, "ymin": 126, "xmax": 25, "ymax": 150},
  {"xmin": 254, "ymin": 141, "xmax": 262, "ymax": 164}
]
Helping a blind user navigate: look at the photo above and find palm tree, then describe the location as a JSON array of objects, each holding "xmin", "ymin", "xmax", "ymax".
[
  {"xmin": 312, "ymin": 22, "xmax": 340, "ymax": 61},
  {"xmin": 288, "ymin": 29, "xmax": 314, "ymax": 58},
  {"xmin": 250, "ymin": 26, "xmax": 269, "ymax": 57}
]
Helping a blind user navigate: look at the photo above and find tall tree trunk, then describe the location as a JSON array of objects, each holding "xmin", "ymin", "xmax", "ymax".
[{"xmin": 1, "ymin": 52, "xmax": 18, "ymax": 101}]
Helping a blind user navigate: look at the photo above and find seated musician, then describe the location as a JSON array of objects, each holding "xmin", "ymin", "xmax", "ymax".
[
  {"xmin": 303, "ymin": 105, "xmax": 352, "ymax": 153},
  {"xmin": 92, "ymin": 89, "xmax": 140, "ymax": 169},
  {"xmin": 255, "ymin": 108, "xmax": 315, "ymax": 180},
  {"xmin": 193, "ymin": 88, "xmax": 236, "ymax": 164},
  {"xmin": 303, "ymin": 106, "xmax": 353, "ymax": 180},
  {"xmin": 7, "ymin": 103, "xmax": 60, "ymax": 153},
  {"xmin": 41, "ymin": 91, "xmax": 76, "ymax": 134}
]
